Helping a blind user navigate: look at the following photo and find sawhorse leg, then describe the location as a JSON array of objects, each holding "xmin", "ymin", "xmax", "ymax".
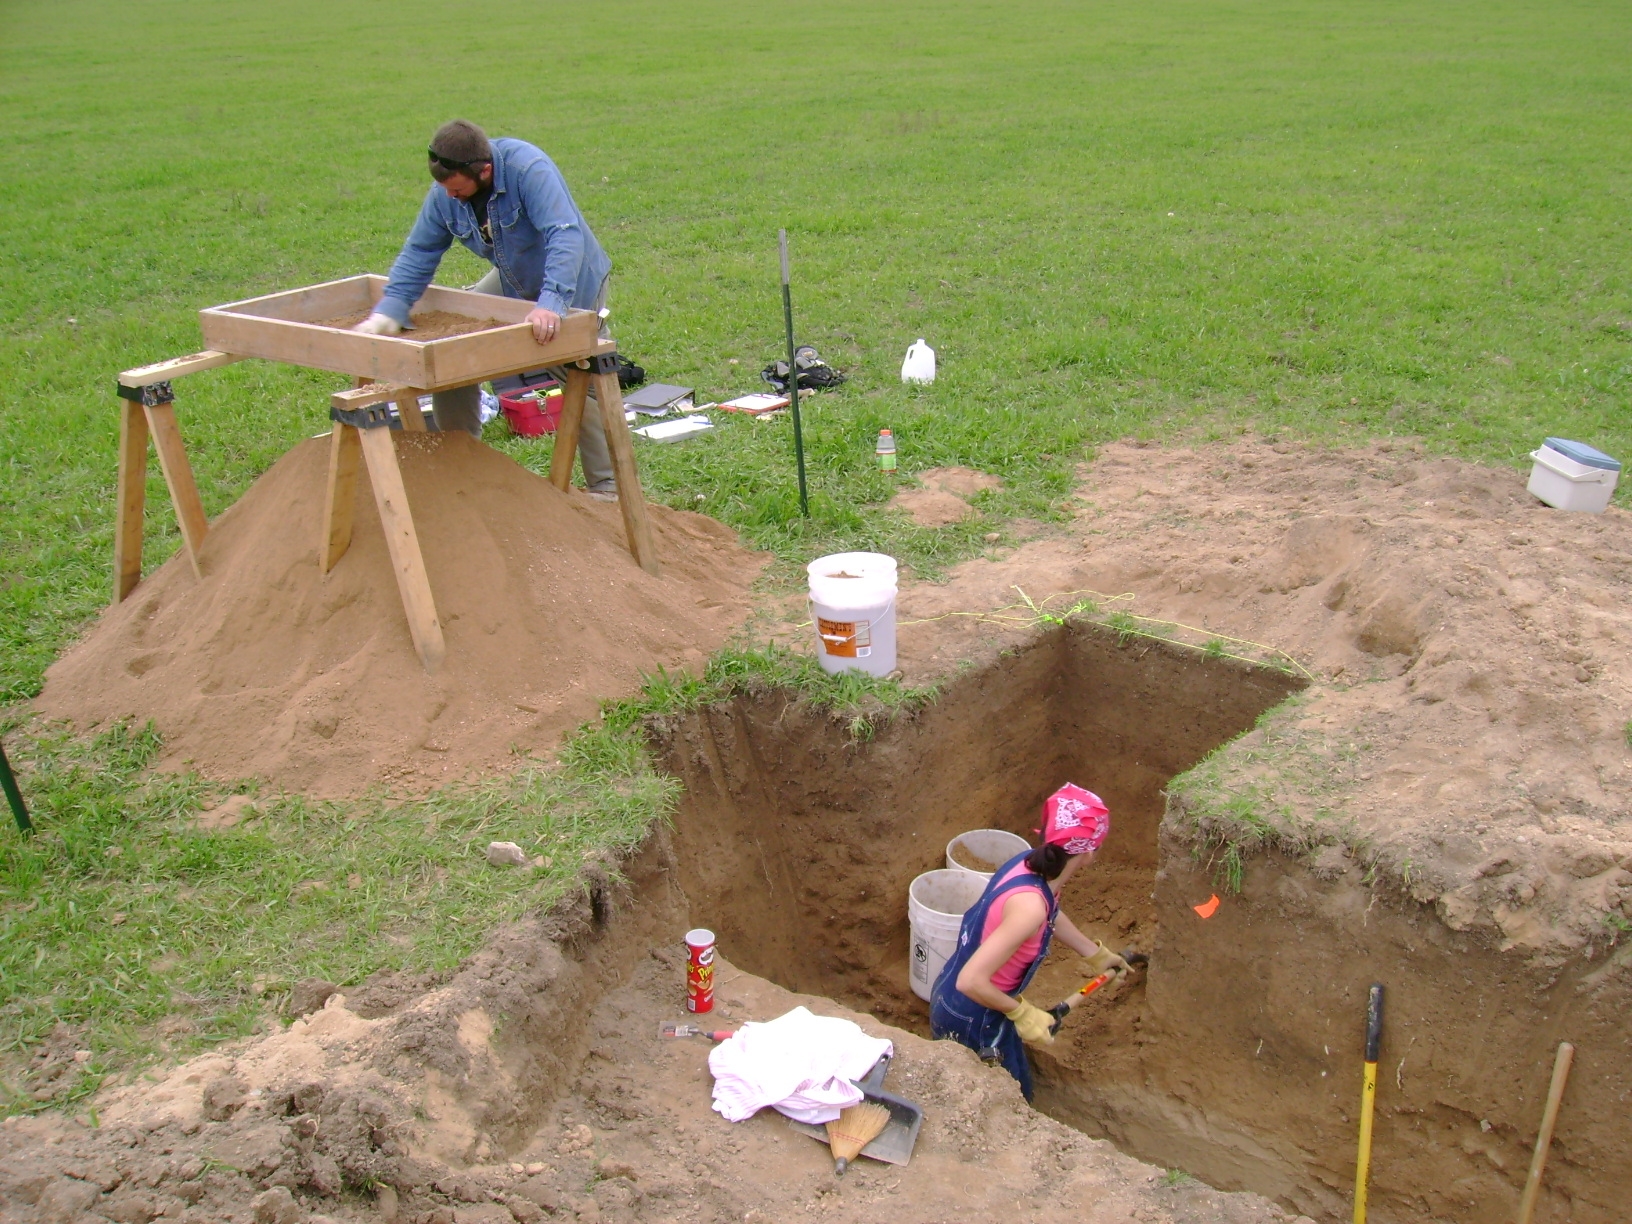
[
  {"xmin": 589, "ymin": 355, "xmax": 660, "ymax": 577},
  {"xmin": 548, "ymin": 367, "xmax": 589, "ymax": 492},
  {"xmin": 547, "ymin": 358, "xmax": 660, "ymax": 577},
  {"xmin": 112, "ymin": 380, "xmax": 208, "ymax": 600},
  {"xmin": 148, "ymin": 400, "xmax": 209, "ymax": 578},
  {"xmin": 114, "ymin": 398, "xmax": 149, "ymax": 603},
  {"xmin": 324, "ymin": 381, "xmax": 425, "ymax": 571},
  {"xmin": 395, "ymin": 390, "xmax": 428, "ymax": 432},
  {"xmin": 320, "ymin": 401, "xmax": 445, "ymax": 673},
  {"xmin": 320, "ymin": 423, "xmax": 363, "ymax": 573},
  {"xmin": 359, "ymin": 426, "xmax": 445, "ymax": 672}
]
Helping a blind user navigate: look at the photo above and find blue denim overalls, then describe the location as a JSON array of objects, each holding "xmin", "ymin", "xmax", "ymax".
[{"xmin": 928, "ymin": 850, "xmax": 1058, "ymax": 1100}]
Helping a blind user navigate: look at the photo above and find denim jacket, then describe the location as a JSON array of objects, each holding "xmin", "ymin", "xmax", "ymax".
[{"xmin": 375, "ymin": 137, "xmax": 611, "ymax": 326}]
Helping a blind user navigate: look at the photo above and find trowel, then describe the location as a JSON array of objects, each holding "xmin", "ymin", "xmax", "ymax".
[{"xmin": 787, "ymin": 1053, "xmax": 924, "ymax": 1167}]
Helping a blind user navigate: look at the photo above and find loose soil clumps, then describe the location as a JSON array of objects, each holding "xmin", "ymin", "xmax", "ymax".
[{"xmin": 37, "ymin": 432, "xmax": 764, "ymax": 795}]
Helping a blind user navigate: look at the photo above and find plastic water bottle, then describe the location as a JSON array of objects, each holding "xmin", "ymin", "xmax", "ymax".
[
  {"xmin": 901, "ymin": 339, "xmax": 936, "ymax": 384},
  {"xmin": 876, "ymin": 429, "xmax": 897, "ymax": 472}
]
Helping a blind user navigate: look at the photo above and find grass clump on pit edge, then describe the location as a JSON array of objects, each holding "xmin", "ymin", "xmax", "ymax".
[
  {"xmin": 1164, "ymin": 693, "xmax": 1366, "ymax": 893},
  {"xmin": 0, "ymin": 642, "xmax": 931, "ymax": 1116}
]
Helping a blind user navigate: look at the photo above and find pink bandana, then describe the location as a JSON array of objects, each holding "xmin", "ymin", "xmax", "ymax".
[{"xmin": 1037, "ymin": 784, "xmax": 1110, "ymax": 855}]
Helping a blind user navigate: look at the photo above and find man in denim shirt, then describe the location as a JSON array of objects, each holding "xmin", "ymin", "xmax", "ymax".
[{"xmin": 356, "ymin": 120, "xmax": 618, "ymax": 495}]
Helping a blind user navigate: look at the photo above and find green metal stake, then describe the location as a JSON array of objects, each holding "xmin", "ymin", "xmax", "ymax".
[
  {"xmin": 779, "ymin": 229, "xmax": 810, "ymax": 517},
  {"xmin": 0, "ymin": 738, "xmax": 33, "ymax": 835}
]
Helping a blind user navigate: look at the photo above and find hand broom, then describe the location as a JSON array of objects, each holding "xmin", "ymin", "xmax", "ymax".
[{"xmin": 825, "ymin": 1100, "xmax": 892, "ymax": 1175}]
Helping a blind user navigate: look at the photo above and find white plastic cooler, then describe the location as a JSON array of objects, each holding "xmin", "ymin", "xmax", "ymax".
[{"xmin": 1527, "ymin": 438, "xmax": 1621, "ymax": 513}]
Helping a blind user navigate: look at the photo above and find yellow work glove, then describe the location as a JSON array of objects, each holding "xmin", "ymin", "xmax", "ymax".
[
  {"xmin": 1084, "ymin": 944, "xmax": 1131, "ymax": 978},
  {"xmin": 1003, "ymin": 997, "xmax": 1055, "ymax": 1047}
]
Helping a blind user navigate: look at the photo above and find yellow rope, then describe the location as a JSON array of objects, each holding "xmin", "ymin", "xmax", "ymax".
[{"xmin": 792, "ymin": 585, "xmax": 1315, "ymax": 681}]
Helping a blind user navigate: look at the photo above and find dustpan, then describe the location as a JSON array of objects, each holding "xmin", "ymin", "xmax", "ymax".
[{"xmin": 787, "ymin": 1053, "xmax": 923, "ymax": 1166}]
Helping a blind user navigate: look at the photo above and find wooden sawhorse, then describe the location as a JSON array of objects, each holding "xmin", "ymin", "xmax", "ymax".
[
  {"xmin": 113, "ymin": 342, "xmax": 660, "ymax": 675},
  {"xmin": 322, "ymin": 343, "xmax": 659, "ymax": 673}
]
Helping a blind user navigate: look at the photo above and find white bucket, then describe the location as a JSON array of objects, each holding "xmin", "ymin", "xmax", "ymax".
[
  {"xmin": 907, "ymin": 869, "xmax": 988, "ymax": 1001},
  {"xmin": 945, "ymin": 829, "xmax": 1030, "ymax": 880},
  {"xmin": 807, "ymin": 552, "xmax": 898, "ymax": 677}
]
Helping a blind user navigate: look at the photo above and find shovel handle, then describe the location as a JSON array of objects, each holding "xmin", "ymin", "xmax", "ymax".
[
  {"xmin": 1049, "ymin": 972, "xmax": 1114, "ymax": 1033},
  {"xmin": 1047, "ymin": 950, "xmax": 1150, "ymax": 1035}
]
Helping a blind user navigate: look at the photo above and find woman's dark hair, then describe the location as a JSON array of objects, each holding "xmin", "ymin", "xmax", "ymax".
[{"xmin": 1025, "ymin": 843, "xmax": 1070, "ymax": 880}]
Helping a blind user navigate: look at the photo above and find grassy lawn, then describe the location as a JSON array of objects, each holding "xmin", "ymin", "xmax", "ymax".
[{"xmin": 2, "ymin": 0, "xmax": 1629, "ymax": 1105}]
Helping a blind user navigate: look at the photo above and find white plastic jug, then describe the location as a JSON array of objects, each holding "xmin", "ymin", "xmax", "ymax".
[{"xmin": 901, "ymin": 339, "xmax": 936, "ymax": 384}]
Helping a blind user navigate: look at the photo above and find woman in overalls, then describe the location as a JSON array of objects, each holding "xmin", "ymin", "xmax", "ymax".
[{"xmin": 929, "ymin": 783, "xmax": 1130, "ymax": 1100}]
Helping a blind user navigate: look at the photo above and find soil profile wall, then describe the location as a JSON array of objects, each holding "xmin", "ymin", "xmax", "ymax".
[
  {"xmin": 651, "ymin": 624, "xmax": 1629, "ymax": 1223},
  {"xmin": 654, "ymin": 624, "xmax": 1301, "ymax": 1026},
  {"xmin": 1033, "ymin": 831, "xmax": 1631, "ymax": 1224}
]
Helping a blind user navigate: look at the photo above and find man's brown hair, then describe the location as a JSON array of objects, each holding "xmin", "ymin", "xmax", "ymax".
[{"xmin": 427, "ymin": 119, "xmax": 492, "ymax": 182}]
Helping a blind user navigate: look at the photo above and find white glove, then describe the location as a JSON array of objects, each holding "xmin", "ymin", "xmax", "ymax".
[{"xmin": 353, "ymin": 312, "xmax": 402, "ymax": 336}]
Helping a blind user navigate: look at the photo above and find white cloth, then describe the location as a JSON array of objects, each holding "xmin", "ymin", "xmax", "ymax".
[{"xmin": 708, "ymin": 1006, "xmax": 893, "ymax": 1125}]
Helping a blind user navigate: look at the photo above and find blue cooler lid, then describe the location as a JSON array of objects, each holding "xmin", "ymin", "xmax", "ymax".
[{"xmin": 1543, "ymin": 438, "xmax": 1621, "ymax": 472}]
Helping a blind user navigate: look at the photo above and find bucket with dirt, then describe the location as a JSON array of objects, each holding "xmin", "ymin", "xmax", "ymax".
[
  {"xmin": 807, "ymin": 552, "xmax": 897, "ymax": 677},
  {"xmin": 907, "ymin": 868, "xmax": 988, "ymax": 1001},
  {"xmin": 945, "ymin": 829, "xmax": 1030, "ymax": 879}
]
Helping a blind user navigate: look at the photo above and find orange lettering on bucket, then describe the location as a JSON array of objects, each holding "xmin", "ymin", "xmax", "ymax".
[{"xmin": 817, "ymin": 617, "xmax": 872, "ymax": 659}]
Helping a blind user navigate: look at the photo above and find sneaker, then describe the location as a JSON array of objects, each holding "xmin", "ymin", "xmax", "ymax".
[{"xmin": 584, "ymin": 487, "xmax": 618, "ymax": 502}]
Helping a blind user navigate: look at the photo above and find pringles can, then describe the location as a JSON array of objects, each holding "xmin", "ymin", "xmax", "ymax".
[{"xmin": 684, "ymin": 928, "xmax": 716, "ymax": 1013}]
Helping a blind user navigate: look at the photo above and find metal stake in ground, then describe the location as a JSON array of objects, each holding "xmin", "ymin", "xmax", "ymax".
[
  {"xmin": 0, "ymin": 738, "xmax": 34, "ymax": 835},
  {"xmin": 1352, "ymin": 982, "xmax": 1384, "ymax": 1224},
  {"xmin": 779, "ymin": 229, "xmax": 810, "ymax": 517}
]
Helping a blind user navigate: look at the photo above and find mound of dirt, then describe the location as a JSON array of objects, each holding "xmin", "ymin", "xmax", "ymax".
[
  {"xmin": 888, "ymin": 465, "xmax": 1004, "ymax": 526},
  {"xmin": 888, "ymin": 437, "xmax": 1632, "ymax": 959},
  {"xmin": 38, "ymin": 432, "xmax": 764, "ymax": 795}
]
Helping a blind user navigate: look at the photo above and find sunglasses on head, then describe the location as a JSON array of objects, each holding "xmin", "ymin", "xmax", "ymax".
[{"xmin": 427, "ymin": 148, "xmax": 485, "ymax": 172}]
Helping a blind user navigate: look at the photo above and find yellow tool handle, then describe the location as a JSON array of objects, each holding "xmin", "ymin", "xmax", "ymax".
[
  {"xmin": 1353, "ymin": 1060, "xmax": 1378, "ymax": 1224},
  {"xmin": 1353, "ymin": 982, "xmax": 1385, "ymax": 1224}
]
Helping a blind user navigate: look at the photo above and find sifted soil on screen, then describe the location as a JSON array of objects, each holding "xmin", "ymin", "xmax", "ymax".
[{"xmin": 317, "ymin": 307, "xmax": 508, "ymax": 339}]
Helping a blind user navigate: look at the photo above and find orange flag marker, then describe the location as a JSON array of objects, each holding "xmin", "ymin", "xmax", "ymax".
[{"xmin": 1193, "ymin": 894, "xmax": 1221, "ymax": 919}]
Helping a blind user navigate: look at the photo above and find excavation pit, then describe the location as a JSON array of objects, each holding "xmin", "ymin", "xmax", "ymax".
[
  {"xmin": 653, "ymin": 621, "xmax": 1627, "ymax": 1223},
  {"xmin": 659, "ymin": 627, "xmax": 1311, "ymax": 1164},
  {"xmin": 659, "ymin": 621, "xmax": 1301, "ymax": 1029}
]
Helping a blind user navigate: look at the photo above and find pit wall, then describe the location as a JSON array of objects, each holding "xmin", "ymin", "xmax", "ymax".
[
  {"xmin": 403, "ymin": 831, "xmax": 690, "ymax": 1162},
  {"xmin": 650, "ymin": 623, "xmax": 1630, "ymax": 1223},
  {"xmin": 652, "ymin": 623, "xmax": 1303, "ymax": 1026},
  {"xmin": 1032, "ymin": 828, "xmax": 1632, "ymax": 1224}
]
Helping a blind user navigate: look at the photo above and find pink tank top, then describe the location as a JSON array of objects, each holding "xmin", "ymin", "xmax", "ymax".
[{"xmin": 980, "ymin": 862, "xmax": 1051, "ymax": 993}]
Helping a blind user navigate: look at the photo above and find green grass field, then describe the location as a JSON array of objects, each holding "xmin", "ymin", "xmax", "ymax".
[
  {"xmin": 2, "ymin": 0, "xmax": 1630, "ymax": 1106},
  {"xmin": 4, "ymin": 0, "xmax": 1630, "ymax": 702}
]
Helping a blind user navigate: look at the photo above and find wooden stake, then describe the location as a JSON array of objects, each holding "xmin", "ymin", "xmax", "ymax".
[
  {"xmin": 357, "ymin": 427, "xmax": 445, "ymax": 673},
  {"xmin": 113, "ymin": 397, "xmax": 150, "ymax": 603},
  {"xmin": 549, "ymin": 365, "xmax": 590, "ymax": 491},
  {"xmin": 320, "ymin": 423, "xmax": 363, "ymax": 573},
  {"xmin": 144, "ymin": 401, "xmax": 209, "ymax": 579},
  {"xmin": 1516, "ymin": 1042, "xmax": 1575, "ymax": 1224},
  {"xmin": 592, "ymin": 368, "xmax": 661, "ymax": 577}
]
